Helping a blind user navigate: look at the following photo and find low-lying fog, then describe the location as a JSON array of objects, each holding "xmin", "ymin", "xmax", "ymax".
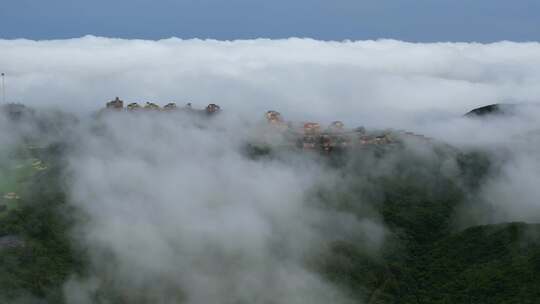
[{"xmin": 1, "ymin": 37, "xmax": 539, "ymax": 303}]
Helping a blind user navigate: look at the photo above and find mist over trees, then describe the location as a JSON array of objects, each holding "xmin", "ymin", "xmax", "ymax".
[
  {"xmin": 0, "ymin": 38, "xmax": 540, "ymax": 303},
  {"xmin": 0, "ymin": 103, "xmax": 539, "ymax": 303}
]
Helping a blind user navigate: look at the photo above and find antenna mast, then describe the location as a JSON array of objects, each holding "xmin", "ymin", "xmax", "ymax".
[{"xmin": 1, "ymin": 73, "xmax": 4, "ymax": 104}]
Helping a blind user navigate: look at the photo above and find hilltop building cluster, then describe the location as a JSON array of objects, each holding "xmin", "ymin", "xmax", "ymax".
[
  {"xmin": 105, "ymin": 97, "xmax": 221, "ymax": 114},
  {"xmin": 102, "ymin": 97, "xmax": 430, "ymax": 154},
  {"xmin": 264, "ymin": 110, "xmax": 395, "ymax": 152}
]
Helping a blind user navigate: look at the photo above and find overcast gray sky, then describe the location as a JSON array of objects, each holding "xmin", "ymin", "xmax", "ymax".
[{"xmin": 1, "ymin": 0, "xmax": 539, "ymax": 41}]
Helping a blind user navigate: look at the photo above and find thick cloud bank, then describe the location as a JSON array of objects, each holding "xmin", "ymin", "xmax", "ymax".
[
  {"xmin": 63, "ymin": 112, "xmax": 381, "ymax": 304},
  {"xmin": 1, "ymin": 37, "xmax": 540, "ymax": 129}
]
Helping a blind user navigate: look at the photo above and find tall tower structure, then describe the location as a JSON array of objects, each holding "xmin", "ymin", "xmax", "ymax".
[{"xmin": 1, "ymin": 73, "xmax": 5, "ymax": 104}]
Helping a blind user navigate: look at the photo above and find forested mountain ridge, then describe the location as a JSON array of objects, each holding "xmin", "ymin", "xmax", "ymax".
[{"xmin": 0, "ymin": 104, "xmax": 538, "ymax": 304}]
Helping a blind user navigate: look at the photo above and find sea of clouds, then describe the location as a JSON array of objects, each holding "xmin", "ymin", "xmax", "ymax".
[
  {"xmin": 1, "ymin": 37, "xmax": 539, "ymax": 128},
  {"xmin": 1, "ymin": 37, "xmax": 540, "ymax": 303}
]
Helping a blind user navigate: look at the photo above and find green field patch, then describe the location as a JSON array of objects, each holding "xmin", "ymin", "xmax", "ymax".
[{"xmin": 0, "ymin": 156, "xmax": 45, "ymax": 216}]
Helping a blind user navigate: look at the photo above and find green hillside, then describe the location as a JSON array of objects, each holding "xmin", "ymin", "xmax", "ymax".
[
  {"xmin": 311, "ymin": 144, "xmax": 538, "ymax": 303},
  {"xmin": 0, "ymin": 143, "xmax": 83, "ymax": 302}
]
